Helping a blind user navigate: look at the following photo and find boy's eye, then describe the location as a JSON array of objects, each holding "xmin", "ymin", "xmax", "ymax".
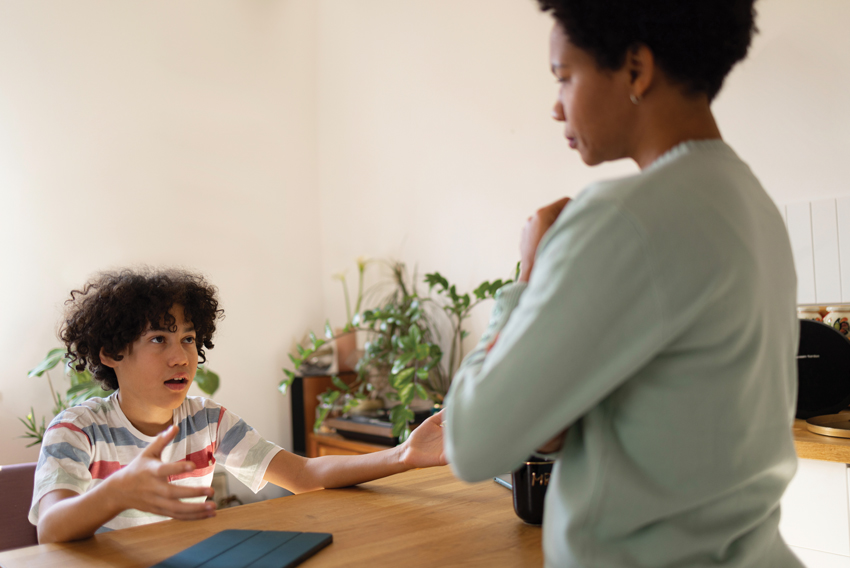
[
  {"xmin": 183, "ymin": 336, "xmax": 196, "ymax": 344},
  {"xmin": 151, "ymin": 336, "xmax": 165, "ymax": 344}
]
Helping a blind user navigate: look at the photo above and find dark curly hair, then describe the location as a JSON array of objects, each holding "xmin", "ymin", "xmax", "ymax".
[
  {"xmin": 536, "ymin": 0, "xmax": 758, "ymax": 101},
  {"xmin": 60, "ymin": 268, "xmax": 224, "ymax": 391}
]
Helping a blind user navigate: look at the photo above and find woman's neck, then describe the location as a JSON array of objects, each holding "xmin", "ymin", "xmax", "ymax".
[{"xmin": 631, "ymin": 90, "xmax": 722, "ymax": 170}]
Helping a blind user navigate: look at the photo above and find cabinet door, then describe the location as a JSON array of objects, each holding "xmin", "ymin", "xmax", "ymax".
[
  {"xmin": 791, "ymin": 546, "xmax": 850, "ymax": 568},
  {"xmin": 779, "ymin": 458, "xmax": 850, "ymax": 557}
]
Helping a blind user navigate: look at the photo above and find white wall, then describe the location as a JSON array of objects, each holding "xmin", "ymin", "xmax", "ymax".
[
  {"xmin": 314, "ymin": 0, "xmax": 850, "ymax": 346},
  {"xmin": 0, "ymin": 0, "xmax": 322, "ymax": 502}
]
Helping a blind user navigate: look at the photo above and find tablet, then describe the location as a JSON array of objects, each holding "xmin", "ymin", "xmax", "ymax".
[{"xmin": 152, "ymin": 529, "xmax": 332, "ymax": 568}]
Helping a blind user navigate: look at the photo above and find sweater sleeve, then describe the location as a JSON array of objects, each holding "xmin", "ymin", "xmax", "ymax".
[{"xmin": 445, "ymin": 195, "xmax": 667, "ymax": 482}]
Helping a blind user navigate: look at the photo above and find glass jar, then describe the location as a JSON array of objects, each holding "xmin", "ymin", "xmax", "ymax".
[
  {"xmin": 824, "ymin": 306, "xmax": 850, "ymax": 338},
  {"xmin": 797, "ymin": 306, "xmax": 823, "ymax": 322}
]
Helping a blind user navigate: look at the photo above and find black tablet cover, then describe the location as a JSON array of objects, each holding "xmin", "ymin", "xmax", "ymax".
[
  {"xmin": 151, "ymin": 529, "xmax": 332, "ymax": 568},
  {"xmin": 797, "ymin": 319, "xmax": 850, "ymax": 419}
]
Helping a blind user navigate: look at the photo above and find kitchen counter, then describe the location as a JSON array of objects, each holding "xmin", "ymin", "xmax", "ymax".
[{"xmin": 794, "ymin": 418, "xmax": 850, "ymax": 463}]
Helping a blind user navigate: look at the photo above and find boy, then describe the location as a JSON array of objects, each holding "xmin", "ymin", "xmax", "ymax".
[{"xmin": 30, "ymin": 268, "xmax": 446, "ymax": 543}]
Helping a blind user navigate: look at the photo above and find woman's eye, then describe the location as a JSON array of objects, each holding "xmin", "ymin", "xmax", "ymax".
[
  {"xmin": 183, "ymin": 336, "xmax": 196, "ymax": 344},
  {"xmin": 151, "ymin": 336, "xmax": 165, "ymax": 344}
]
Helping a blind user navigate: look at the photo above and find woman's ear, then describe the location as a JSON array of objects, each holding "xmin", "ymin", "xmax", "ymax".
[
  {"xmin": 625, "ymin": 43, "xmax": 656, "ymax": 101},
  {"xmin": 99, "ymin": 347, "xmax": 120, "ymax": 368}
]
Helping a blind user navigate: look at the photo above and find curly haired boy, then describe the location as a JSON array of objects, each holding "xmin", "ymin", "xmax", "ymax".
[{"xmin": 31, "ymin": 268, "xmax": 446, "ymax": 543}]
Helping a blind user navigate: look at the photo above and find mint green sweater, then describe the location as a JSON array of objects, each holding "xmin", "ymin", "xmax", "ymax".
[{"xmin": 445, "ymin": 140, "xmax": 802, "ymax": 567}]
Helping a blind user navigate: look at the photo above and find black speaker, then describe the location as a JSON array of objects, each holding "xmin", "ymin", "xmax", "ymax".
[{"xmin": 796, "ymin": 319, "xmax": 850, "ymax": 419}]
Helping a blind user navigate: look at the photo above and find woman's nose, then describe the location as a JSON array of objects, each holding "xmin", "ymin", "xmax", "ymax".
[{"xmin": 551, "ymin": 100, "xmax": 565, "ymax": 122}]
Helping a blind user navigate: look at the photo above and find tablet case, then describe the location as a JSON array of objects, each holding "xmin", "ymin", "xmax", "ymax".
[{"xmin": 152, "ymin": 529, "xmax": 332, "ymax": 568}]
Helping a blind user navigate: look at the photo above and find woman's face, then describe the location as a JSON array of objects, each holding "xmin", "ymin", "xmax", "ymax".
[{"xmin": 550, "ymin": 24, "xmax": 635, "ymax": 166}]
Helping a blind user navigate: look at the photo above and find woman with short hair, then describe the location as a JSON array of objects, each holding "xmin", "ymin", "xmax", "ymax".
[{"xmin": 444, "ymin": 1, "xmax": 801, "ymax": 566}]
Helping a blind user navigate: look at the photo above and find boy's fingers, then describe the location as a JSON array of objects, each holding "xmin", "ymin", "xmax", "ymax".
[
  {"xmin": 143, "ymin": 425, "xmax": 179, "ymax": 459},
  {"xmin": 164, "ymin": 484, "xmax": 215, "ymax": 500},
  {"xmin": 153, "ymin": 497, "xmax": 216, "ymax": 518},
  {"xmin": 155, "ymin": 460, "xmax": 196, "ymax": 479}
]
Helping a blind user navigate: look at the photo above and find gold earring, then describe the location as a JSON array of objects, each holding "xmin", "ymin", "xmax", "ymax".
[{"xmin": 630, "ymin": 94, "xmax": 641, "ymax": 105}]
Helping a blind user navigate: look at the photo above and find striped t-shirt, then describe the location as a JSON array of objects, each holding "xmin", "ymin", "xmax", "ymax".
[{"xmin": 29, "ymin": 393, "xmax": 283, "ymax": 531}]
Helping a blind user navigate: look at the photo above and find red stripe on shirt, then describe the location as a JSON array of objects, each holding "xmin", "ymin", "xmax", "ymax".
[
  {"xmin": 48, "ymin": 423, "xmax": 92, "ymax": 448},
  {"xmin": 90, "ymin": 460, "xmax": 122, "ymax": 480},
  {"xmin": 169, "ymin": 445, "xmax": 216, "ymax": 481}
]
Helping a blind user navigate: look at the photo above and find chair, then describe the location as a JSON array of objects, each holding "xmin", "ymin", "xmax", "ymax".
[{"xmin": 0, "ymin": 462, "xmax": 39, "ymax": 551}]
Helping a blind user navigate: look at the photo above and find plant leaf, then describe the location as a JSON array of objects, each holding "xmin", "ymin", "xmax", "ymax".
[
  {"xmin": 325, "ymin": 321, "xmax": 334, "ymax": 339},
  {"xmin": 28, "ymin": 348, "xmax": 66, "ymax": 377},
  {"xmin": 414, "ymin": 383, "xmax": 429, "ymax": 400},
  {"xmin": 399, "ymin": 383, "xmax": 415, "ymax": 406},
  {"xmin": 194, "ymin": 367, "xmax": 220, "ymax": 396},
  {"xmin": 394, "ymin": 367, "xmax": 415, "ymax": 386},
  {"xmin": 331, "ymin": 375, "xmax": 350, "ymax": 392}
]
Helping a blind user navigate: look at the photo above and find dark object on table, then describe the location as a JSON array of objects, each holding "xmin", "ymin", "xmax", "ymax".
[
  {"xmin": 326, "ymin": 408, "xmax": 433, "ymax": 446},
  {"xmin": 796, "ymin": 319, "xmax": 850, "ymax": 420},
  {"xmin": 512, "ymin": 457, "xmax": 554, "ymax": 526},
  {"xmin": 152, "ymin": 529, "xmax": 332, "ymax": 568}
]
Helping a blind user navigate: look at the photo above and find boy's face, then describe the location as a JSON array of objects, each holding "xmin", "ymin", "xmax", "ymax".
[{"xmin": 105, "ymin": 304, "xmax": 198, "ymax": 420}]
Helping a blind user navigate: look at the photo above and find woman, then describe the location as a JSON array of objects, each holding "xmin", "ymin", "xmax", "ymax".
[{"xmin": 444, "ymin": 1, "xmax": 801, "ymax": 566}]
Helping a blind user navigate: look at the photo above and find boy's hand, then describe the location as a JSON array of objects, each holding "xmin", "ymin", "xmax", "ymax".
[
  {"xmin": 105, "ymin": 425, "xmax": 216, "ymax": 520},
  {"xmin": 400, "ymin": 410, "xmax": 448, "ymax": 469},
  {"xmin": 519, "ymin": 197, "xmax": 571, "ymax": 282}
]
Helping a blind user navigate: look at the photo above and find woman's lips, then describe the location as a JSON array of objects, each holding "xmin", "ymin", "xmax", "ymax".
[{"xmin": 567, "ymin": 137, "xmax": 578, "ymax": 149}]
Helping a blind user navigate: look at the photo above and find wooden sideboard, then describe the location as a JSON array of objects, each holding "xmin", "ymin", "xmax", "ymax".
[{"xmin": 307, "ymin": 432, "xmax": 390, "ymax": 457}]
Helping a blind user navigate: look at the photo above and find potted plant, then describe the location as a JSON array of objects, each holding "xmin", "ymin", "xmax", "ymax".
[{"xmin": 280, "ymin": 259, "xmax": 513, "ymax": 443}]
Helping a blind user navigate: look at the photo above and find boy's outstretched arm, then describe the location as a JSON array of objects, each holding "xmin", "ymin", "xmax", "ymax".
[
  {"xmin": 37, "ymin": 425, "xmax": 215, "ymax": 544},
  {"xmin": 264, "ymin": 410, "xmax": 447, "ymax": 494}
]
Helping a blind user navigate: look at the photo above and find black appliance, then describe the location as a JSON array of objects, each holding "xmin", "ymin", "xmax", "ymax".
[{"xmin": 796, "ymin": 319, "xmax": 850, "ymax": 419}]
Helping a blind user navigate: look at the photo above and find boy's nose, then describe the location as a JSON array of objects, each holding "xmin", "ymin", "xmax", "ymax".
[{"xmin": 168, "ymin": 343, "xmax": 189, "ymax": 366}]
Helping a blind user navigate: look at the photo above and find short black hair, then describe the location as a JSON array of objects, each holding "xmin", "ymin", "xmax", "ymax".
[
  {"xmin": 60, "ymin": 268, "xmax": 224, "ymax": 391},
  {"xmin": 536, "ymin": 0, "xmax": 758, "ymax": 101}
]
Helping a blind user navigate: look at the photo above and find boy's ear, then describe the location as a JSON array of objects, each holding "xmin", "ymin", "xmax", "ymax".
[{"xmin": 99, "ymin": 348, "xmax": 120, "ymax": 368}]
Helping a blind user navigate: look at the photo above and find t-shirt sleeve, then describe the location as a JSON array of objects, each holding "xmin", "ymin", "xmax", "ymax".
[
  {"xmin": 28, "ymin": 420, "xmax": 93, "ymax": 525},
  {"xmin": 445, "ymin": 194, "xmax": 667, "ymax": 482},
  {"xmin": 213, "ymin": 407, "xmax": 283, "ymax": 494}
]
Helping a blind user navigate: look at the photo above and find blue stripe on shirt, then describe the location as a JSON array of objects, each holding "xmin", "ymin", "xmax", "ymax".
[
  {"xmin": 217, "ymin": 419, "xmax": 252, "ymax": 455},
  {"xmin": 40, "ymin": 441, "xmax": 91, "ymax": 467}
]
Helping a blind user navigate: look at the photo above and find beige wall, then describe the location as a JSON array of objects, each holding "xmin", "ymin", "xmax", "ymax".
[
  {"xmin": 314, "ymin": 0, "xmax": 850, "ymax": 342},
  {"xmin": 0, "ymin": 0, "xmax": 848, "ymax": 502},
  {"xmin": 0, "ymin": 1, "xmax": 322, "ymax": 501}
]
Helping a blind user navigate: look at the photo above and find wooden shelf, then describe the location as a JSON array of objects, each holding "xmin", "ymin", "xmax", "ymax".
[
  {"xmin": 307, "ymin": 431, "xmax": 391, "ymax": 457},
  {"xmin": 794, "ymin": 419, "xmax": 850, "ymax": 463}
]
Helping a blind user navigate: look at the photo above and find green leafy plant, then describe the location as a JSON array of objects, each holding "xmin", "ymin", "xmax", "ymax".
[
  {"xmin": 20, "ymin": 348, "xmax": 221, "ymax": 446},
  {"xmin": 280, "ymin": 260, "xmax": 512, "ymax": 443}
]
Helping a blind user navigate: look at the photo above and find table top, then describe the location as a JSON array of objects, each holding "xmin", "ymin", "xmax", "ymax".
[{"xmin": 0, "ymin": 466, "xmax": 542, "ymax": 568}]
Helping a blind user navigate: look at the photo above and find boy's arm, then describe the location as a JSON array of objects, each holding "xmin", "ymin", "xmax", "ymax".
[
  {"xmin": 37, "ymin": 425, "xmax": 216, "ymax": 543},
  {"xmin": 264, "ymin": 411, "xmax": 446, "ymax": 494}
]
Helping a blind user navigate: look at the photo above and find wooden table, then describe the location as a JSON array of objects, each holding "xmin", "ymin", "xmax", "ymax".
[{"xmin": 0, "ymin": 466, "xmax": 542, "ymax": 568}]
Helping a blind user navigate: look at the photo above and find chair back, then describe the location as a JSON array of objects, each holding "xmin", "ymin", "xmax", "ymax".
[{"xmin": 0, "ymin": 462, "xmax": 39, "ymax": 551}]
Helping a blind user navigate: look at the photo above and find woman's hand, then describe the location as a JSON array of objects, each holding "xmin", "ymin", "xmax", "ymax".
[
  {"xmin": 519, "ymin": 197, "xmax": 571, "ymax": 282},
  {"xmin": 400, "ymin": 410, "xmax": 448, "ymax": 468}
]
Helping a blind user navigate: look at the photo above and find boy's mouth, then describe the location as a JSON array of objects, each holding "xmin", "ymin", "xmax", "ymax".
[{"xmin": 164, "ymin": 377, "xmax": 189, "ymax": 391}]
